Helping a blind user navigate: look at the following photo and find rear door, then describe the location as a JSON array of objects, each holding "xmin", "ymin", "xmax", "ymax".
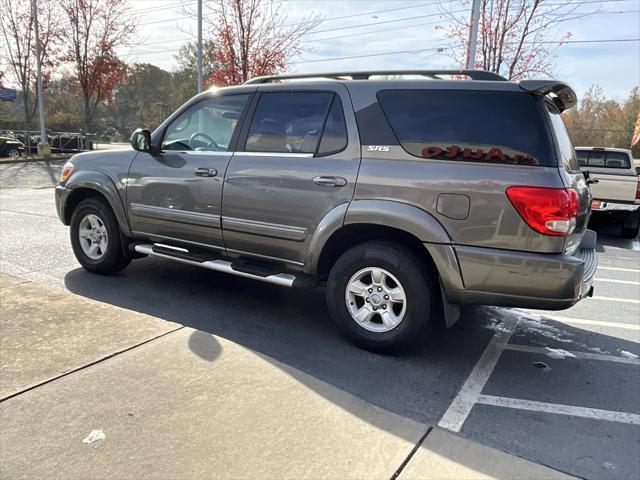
[
  {"xmin": 126, "ymin": 93, "xmax": 251, "ymax": 249},
  {"xmin": 221, "ymin": 84, "xmax": 361, "ymax": 267}
]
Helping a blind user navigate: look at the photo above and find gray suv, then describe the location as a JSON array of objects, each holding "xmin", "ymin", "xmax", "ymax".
[{"xmin": 55, "ymin": 69, "xmax": 597, "ymax": 351}]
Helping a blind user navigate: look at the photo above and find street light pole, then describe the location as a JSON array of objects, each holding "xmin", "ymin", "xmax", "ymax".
[
  {"xmin": 197, "ymin": 0, "xmax": 203, "ymax": 93},
  {"xmin": 31, "ymin": 0, "xmax": 50, "ymax": 157},
  {"xmin": 466, "ymin": 0, "xmax": 481, "ymax": 70}
]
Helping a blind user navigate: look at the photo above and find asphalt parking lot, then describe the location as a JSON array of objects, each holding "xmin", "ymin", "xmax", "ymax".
[{"xmin": 1, "ymin": 160, "xmax": 638, "ymax": 479}]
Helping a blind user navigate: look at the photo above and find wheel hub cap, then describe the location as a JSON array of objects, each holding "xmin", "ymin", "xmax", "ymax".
[
  {"xmin": 78, "ymin": 214, "xmax": 108, "ymax": 260},
  {"xmin": 345, "ymin": 267, "xmax": 407, "ymax": 332}
]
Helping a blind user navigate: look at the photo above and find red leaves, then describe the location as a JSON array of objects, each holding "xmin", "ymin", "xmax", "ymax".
[
  {"xmin": 204, "ymin": 0, "xmax": 319, "ymax": 86},
  {"xmin": 59, "ymin": 0, "xmax": 135, "ymax": 129}
]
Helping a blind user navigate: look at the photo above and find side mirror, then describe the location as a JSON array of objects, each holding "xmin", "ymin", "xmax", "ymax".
[{"xmin": 130, "ymin": 128, "xmax": 152, "ymax": 152}]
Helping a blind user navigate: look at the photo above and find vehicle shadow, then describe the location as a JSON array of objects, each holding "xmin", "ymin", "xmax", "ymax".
[
  {"xmin": 64, "ymin": 257, "xmax": 495, "ymax": 431},
  {"xmin": 63, "ymin": 256, "xmax": 639, "ymax": 428},
  {"xmin": 590, "ymin": 222, "xmax": 639, "ymax": 251}
]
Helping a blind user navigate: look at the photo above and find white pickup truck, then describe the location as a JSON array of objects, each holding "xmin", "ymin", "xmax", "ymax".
[{"xmin": 576, "ymin": 147, "xmax": 640, "ymax": 238}]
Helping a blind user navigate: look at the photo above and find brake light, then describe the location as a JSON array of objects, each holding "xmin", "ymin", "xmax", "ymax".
[
  {"xmin": 505, "ymin": 186, "xmax": 579, "ymax": 236},
  {"xmin": 60, "ymin": 161, "xmax": 74, "ymax": 183},
  {"xmin": 636, "ymin": 180, "xmax": 640, "ymax": 201}
]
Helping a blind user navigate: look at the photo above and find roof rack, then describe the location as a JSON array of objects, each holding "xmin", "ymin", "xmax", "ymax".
[{"xmin": 244, "ymin": 69, "xmax": 507, "ymax": 84}]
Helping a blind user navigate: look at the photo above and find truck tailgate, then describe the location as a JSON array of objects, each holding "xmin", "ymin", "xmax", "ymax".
[{"xmin": 588, "ymin": 171, "xmax": 638, "ymax": 202}]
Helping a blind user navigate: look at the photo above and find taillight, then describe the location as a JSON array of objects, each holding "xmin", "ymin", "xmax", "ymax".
[
  {"xmin": 60, "ymin": 161, "xmax": 74, "ymax": 183},
  {"xmin": 505, "ymin": 186, "xmax": 579, "ymax": 236},
  {"xmin": 636, "ymin": 180, "xmax": 640, "ymax": 201}
]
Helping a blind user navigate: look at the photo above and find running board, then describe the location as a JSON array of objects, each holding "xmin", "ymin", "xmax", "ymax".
[{"xmin": 133, "ymin": 243, "xmax": 300, "ymax": 288}]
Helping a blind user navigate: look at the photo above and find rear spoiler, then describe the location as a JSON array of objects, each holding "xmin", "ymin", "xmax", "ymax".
[{"xmin": 519, "ymin": 80, "xmax": 577, "ymax": 112}]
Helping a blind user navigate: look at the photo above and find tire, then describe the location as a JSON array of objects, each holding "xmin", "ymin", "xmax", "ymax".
[
  {"xmin": 8, "ymin": 148, "xmax": 20, "ymax": 158},
  {"xmin": 70, "ymin": 197, "xmax": 131, "ymax": 274},
  {"xmin": 326, "ymin": 241, "xmax": 437, "ymax": 352},
  {"xmin": 621, "ymin": 211, "xmax": 640, "ymax": 239}
]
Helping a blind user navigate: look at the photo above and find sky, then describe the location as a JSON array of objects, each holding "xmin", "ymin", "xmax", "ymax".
[{"xmin": 66, "ymin": 0, "xmax": 640, "ymax": 101}]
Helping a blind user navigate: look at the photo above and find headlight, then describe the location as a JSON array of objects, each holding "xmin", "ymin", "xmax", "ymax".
[{"xmin": 60, "ymin": 161, "xmax": 74, "ymax": 183}]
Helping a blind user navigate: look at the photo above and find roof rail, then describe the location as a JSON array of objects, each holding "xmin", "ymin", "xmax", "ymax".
[
  {"xmin": 519, "ymin": 80, "xmax": 577, "ymax": 112},
  {"xmin": 244, "ymin": 69, "xmax": 507, "ymax": 84}
]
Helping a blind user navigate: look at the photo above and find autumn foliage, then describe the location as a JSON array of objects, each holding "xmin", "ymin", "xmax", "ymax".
[
  {"xmin": 59, "ymin": 0, "xmax": 135, "ymax": 131},
  {"xmin": 203, "ymin": 0, "xmax": 320, "ymax": 86},
  {"xmin": 440, "ymin": 0, "xmax": 580, "ymax": 80}
]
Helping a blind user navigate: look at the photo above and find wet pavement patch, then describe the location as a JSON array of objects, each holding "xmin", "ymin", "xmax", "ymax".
[{"xmin": 481, "ymin": 350, "xmax": 640, "ymax": 414}]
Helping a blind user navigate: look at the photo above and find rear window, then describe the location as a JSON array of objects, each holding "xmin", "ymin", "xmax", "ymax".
[
  {"xmin": 576, "ymin": 150, "xmax": 631, "ymax": 169},
  {"xmin": 377, "ymin": 90, "xmax": 555, "ymax": 166}
]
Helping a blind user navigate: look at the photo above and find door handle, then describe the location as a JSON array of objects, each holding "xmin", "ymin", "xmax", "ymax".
[
  {"xmin": 313, "ymin": 176, "xmax": 347, "ymax": 187},
  {"xmin": 193, "ymin": 167, "xmax": 218, "ymax": 177}
]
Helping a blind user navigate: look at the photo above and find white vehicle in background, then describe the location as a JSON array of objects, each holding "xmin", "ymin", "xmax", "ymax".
[{"xmin": 576, "ymin": 147, "xmax": 640, "ymax": 238}]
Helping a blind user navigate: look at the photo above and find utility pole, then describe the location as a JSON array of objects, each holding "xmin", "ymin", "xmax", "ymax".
[
  {"xmin": 197, "ymin": 0, "xmax": 203, "ymax": 93},
  {"xmin": 466, "ymin": 0, "xmax": 481, "ymax": 69},
  {"xmin": 32, "ymin": 0, "xmax": 50, "ymax": 157}
]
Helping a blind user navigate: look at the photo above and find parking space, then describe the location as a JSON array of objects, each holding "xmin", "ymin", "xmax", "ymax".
[
  {"xmin": 0, "ymin": 178, "xmax": 638, "ymax": 479},
  {"xmin": 439, "ymin": 235, "xmax": 640, "ymax": 480}
]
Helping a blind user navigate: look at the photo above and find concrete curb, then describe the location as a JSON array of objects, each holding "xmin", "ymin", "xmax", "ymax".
[{"xmin": 0, "ymin": 156, "xmax": 70, "ymax": 165}]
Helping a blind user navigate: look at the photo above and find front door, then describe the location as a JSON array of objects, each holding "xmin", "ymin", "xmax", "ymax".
[
  {"xmin": 222, "ymin": 85, "xmax": 361, "ymax": 267},
  {"xmin": 126, "ymin": 93, "xmax": 250, "ymax": 249}
]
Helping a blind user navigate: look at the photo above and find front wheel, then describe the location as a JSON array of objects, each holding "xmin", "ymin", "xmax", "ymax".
[
  {"xmin": 70, "ymin": 198, "xmax": 131, "ymax": 274},
  {"xmin": 326, "ymin": 241, "xmax": 437, "ymax": 352}
]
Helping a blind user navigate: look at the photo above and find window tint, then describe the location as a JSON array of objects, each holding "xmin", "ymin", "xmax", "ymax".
[
  {"xmin": 377, "ymin": 90, "xmax": 555, "ymax": 166},
  {"xmin": 588, "ymin": 151, "xmax": 606, "ymax": 167},
  {"xmin": 317, "ymin": 96, "xmax": 347, "ymax": 156},
  {"xmin": 246, "ymin": 92, "xmax": 333, "ymax": 153},
  {"xmin": 575, "ymin": 150, "xmax": 631, "ymax": 169},
  {"xmin": 548, "ymin": 107, "xmax": 580, "ymax": 172},
  {"xmin": 605, "ymin": 151, "xmax": 631, "ymax": 168},
  {"xmin": 576, "ymin": 150, "xmax": 588, "ymax": 166},
  {"xmin": 163, "ymin": 94, "xmax": 248, "ymax": 151}
]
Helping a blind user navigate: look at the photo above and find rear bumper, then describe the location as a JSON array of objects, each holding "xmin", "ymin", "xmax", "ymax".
[
  {"xmin": 591, "ymin": 200, "xmax": 639, "ymax": 212},
  {"xmin": 444, "ymin": 231, "xmax": 597, "ymax": 310}
]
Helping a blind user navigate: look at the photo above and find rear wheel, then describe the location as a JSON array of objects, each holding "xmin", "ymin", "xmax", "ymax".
[
  {"xmin": 70, "ymin": 198, "xmax": 131, "ymax": 274},
  {"xmin": 326, "ymin": 241, "xmax": 437, "ymax": 352},
  {"xmin": 621, "ymin": 211, "xmax": 640, "ymax": 239}
]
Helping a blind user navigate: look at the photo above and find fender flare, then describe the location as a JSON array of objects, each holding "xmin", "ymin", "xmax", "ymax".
[
  {"xmin": 304, "ymin": 199, "xmax": 455, "ymax": 276},
  {"xmin": 64, "ymin": 171, "xmax": 131, "ymax": 236},
  {"xmin": 344, "ymin": 199, "xmax": 452, "ymax": 243}
]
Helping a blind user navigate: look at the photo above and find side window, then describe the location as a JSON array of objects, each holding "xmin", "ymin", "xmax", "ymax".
[
  {"xmin": 162, "ymin": 94, "xmax": 249, "ymax": 152},
  {"xmin": 245, "ymin": 92, "xmax": 333, "ymax": 153},
  {"xmin": 317, "ymin": 96, "xmax": 348, "ymax": 156},
  {"xmin": 547, "ymin": 106, "xmax": 580, "ymax": 173},
  {"xmin": 377, "ymin": 90, "xmax": 555, "ymax": 166}
]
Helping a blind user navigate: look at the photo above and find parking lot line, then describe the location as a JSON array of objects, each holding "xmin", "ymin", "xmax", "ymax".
[
  {"xmin": 596, "ymin": 277, "xmax": 640, "ymax": 285},
  {"xmin": 520, "ymin": 312, "xmax": 640, "ymax": 331},
  {"xmin": 476, "ymin": 395, "xmax": 640, "ymax": 425},
  {"xmin": 597, "ymin": 266, "xmax": 640, "ymax": 273},
  {"xmin": 591, "ymin": 295, "xmax": 640, "ymax": 304},
  {"xmin": 502, "ymin": 343, "xmax": 640, "ymax": 365},
  {"xmin": 438, "ymin": 315, "xmax": 519, "ymax": 432}
]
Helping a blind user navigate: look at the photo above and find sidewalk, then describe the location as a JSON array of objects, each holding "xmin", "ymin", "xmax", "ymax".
[{"xmin": 0, "ymin": 272, "xmax": 576, "ymax": 479}]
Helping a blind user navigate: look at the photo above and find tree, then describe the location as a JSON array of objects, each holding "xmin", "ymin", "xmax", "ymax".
[
  {"xmin": 171, "ymin": 40, "xmax": 220, "ymax": 104},
  {"xmin": 59, "ymin": 0, "xmax": 135, "ymax": 132},
  {"xmin": 200, "ymin": 0, "xmax": 320, "ymax": 86},
  {"xmin": 111, "ymin": 63, "xmax": 174, "ymax": 135},
  {"xmin": 0, "ymin": 0, "xmax": 61, "ymax": 130},
  {"xmin": 564, "ymin": 86, "xmax": 640, "ymax": 157},
  {"xmin": 440, "ymin": 0, "xmax": 585, "ymax": 80}
]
